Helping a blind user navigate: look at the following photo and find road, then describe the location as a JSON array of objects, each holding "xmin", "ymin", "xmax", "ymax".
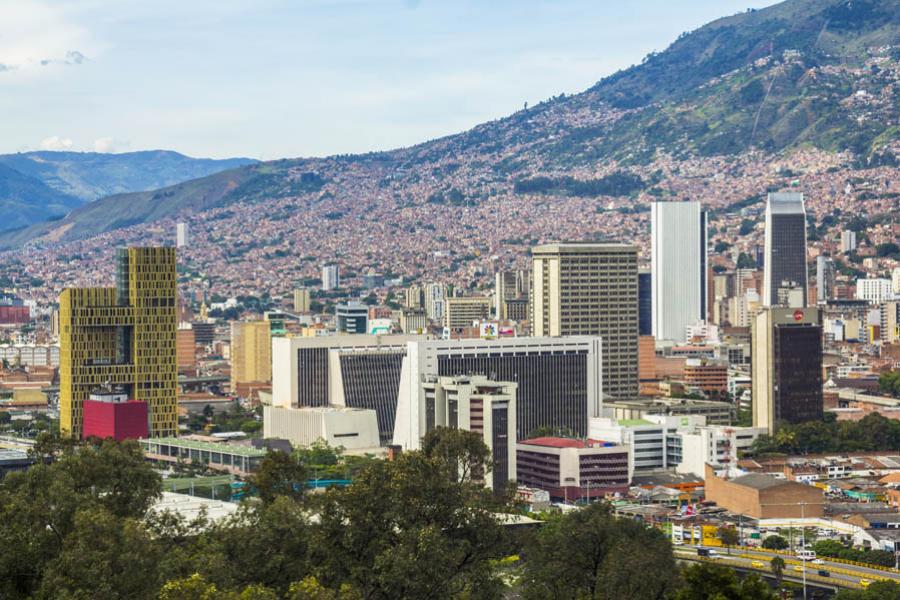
[{"xmin": 675, "ymin": 544, "xmax": 900, "ymax": 590}]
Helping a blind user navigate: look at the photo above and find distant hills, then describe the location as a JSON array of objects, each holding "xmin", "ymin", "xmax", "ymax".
[
  {"xmin": 1, "ymin": 0, "xmax": 897, "ymax": 249},
  {"xmin": 0, "ymin": 150, "xmax": 256, "ymax": 233}
]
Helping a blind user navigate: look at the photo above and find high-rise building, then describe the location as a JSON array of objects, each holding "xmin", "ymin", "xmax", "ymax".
[
  {"xmin": 841, "ymin": 230, "xmax": 858, "ymax": 253},
  {"xmin": 424, "ymin": 282, "xmax": 446, "ymax": 321},
  {"xmin": 176, "ymin": 325, "xmax": 197, "ymax": 372},
  {"xmin": 651, "ymin": 201, "xmax": 708, "ymax": 342},
  {"xmin": 393, "ymin": 336, "xmax": 603, "ymax": 448},
  {"xmin": 230, "ymin": 321, "xmax": 272, "ymax": 392},
  {"xmin": 532, "ymin": 243, "xmax": 638, "ymax": 399},
  {"xmin": 336, "ymin": 301, "xmax": 369, "ymax": 333},
  {"xmin": 856, "ymin": 278, "xmax": 894, "ymax": 304},
  {"xmin": 293, "ymin": 288, "xmax": 311, "ymax": 313},
  {"xmin": 494, "ymin": 269, "xmax": 530, "ymax": 320},
  {"xmin": 816, "ymin": 256, "xmax": 835, "ymax": 304},
  {"xmin": 399, "ymin": 307, "xmax": 427, "ymax": 334},
  {"xmin": 176, "ymin": 222, "xmax": 189, "ymax": 248},
  {"xmin": 763, "ymin": 192, "xmax": 808, "ymax": 307},
  {"xmin": 752, "ymin": 307, "xmax": 823, "ymax": 434},
  {"xmin": 444, "ymin": 296, "xmax": 492, "ymax": 331},
  {"xmin": 405, "ymin": 284, "xmax": 423, "ymax": 309},
  {"xmin": 322, "ymin": 264, "xmax": 340, "ymax": 291},
  {"xmin": 422, "ymin": 375, "xmax": 517, "ymax": 494},
  {"xmin": 638, "ymin": 270, "xmax": 652, "ymax": 336},
  {"xmin": 59, "ymin": 247, "xmax": 178, "ymax": 438}
]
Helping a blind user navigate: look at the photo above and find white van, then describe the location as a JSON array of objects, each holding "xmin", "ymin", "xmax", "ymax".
[{"xmin": 797, "ymin": 549, "xmax": 816, "ymax": 561}]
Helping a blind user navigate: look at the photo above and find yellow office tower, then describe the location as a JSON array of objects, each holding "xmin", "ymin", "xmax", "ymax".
[{"xmin": 60, "ymin": 247, "xmax": 178, "ymax": 438}]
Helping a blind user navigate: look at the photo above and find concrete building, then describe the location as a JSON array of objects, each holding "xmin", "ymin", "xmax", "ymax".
[
  {"xmin": 682, "ymin": 359, "xmax": 728, "ymax": 397},
  {"xmin": 651, "ymin": 201, "xmax": 708, "ymax": 342},
  {"xmin": 59, "ymin": 247, "xmax": 178, "ymax": 438},
  {"xmin": 494, "ymin": 269, "xmax": 529, "ymax": 320},
  {"xmin": 263, "ymin": 405, "xmax": 380, "ymax": 450},
  {"xmin": 176, "ymin": 222, "xmax": 189, "ymax": 248},
  {"xmin": 394, "ymin": 337, "xmax": 603, "ymax": 448},
  {"xmin": 532, "ymin": 242, "xmax": 638, "ymax": 399},
  {"xmin": 841, "ymin": 230, "xmax": 857, "ymax": 253},
  {"xmin": 399, "ymin": 308, "xmax": 427, "ymax": 334},
  {"xmin": 856, "ymin": 278, "xmax": 894, "ymax": 304},
  {"xmin": 322, "ymin": 264, "xmax": 340, "ymax": 291},
  {"xmin": 638, "ymin": 269, "xmax": 652, "ymax": 336},
  {"xmin": 752, "ymin": 307, "xmax": 823, "ymax": 434},
  {"xmin": 336, "ymin": 301, "xmax": 369, "ymax": 334},
  {"xmin": 292, "ymin": 288, "xmax": 311, "ymax": 313},
  {"xmin": 816, "ymin": 256, "xmax": 835, "ymax": 304},
  {"xmin": 0, "ymin": 344, "xmax": 59, "ymax": 368},
  {"xmin": 763, "ymin": 193, "xmax": 808, "ymax": 307},
  {"xmin": 589, "ymin": 414, "xmax": 704, "ymax": 473},
  {"xmin": 422, "ymin": 375, "xmax": 517, "ymax": 494},
  {"xmin": 704, "ymin": 465, "xmax": 824, "ymax": 519},
  {"xmin": 516, "ymin": 437, "xmax": 631, "ymax": 500},
  {"xmin": 176, "ymin": 326, "xmax": 196, "ymax": 372},
  {"xmin": 272, "ymin": 334, "xmax": 424, "ymax": 444},
  {"xmin": 405, "ymin": 284, "xmax": 423, "ymax": 309},
  {"xmin": 230, "ymin": 321, "xmax": 272, "ymax": 392},
  {"xmin": 424, "ymin": 282, "xmax": 447, "ymax": 322},
  {"xmin": 444, "ymin": 296, "xmax": 492, "ymax": 331},
  {"xmin": 604, "ymin": 397, "xmax": 735, "ymax": 426},
  {"xmin": 881, "ymin": 301, "xmax": 899, "ymax": 344},
  {"xmin": 676, "ymin": 425, "xmax": 765, "ymax": 478},
  {"xmin": 141, "ymin": 436, "xmax": 267, "ymax": 477}
]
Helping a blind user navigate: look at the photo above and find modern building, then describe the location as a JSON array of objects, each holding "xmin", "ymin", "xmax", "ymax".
[
  {"xmin": 82, "ymin": 389, "xmax": 149, "ymax": 441},
  {"xmin": 816, "ymin": 256, "xmax": 835, "ymax": 304},
  {"xmin": 763, "ymin": 193, "xmax": 808, "ymax": 307},
  {"xmin": 59, "ymin": 247, "xmax": 178, "ymax": 438},
  {"xmin": 292, "ymin": 288, "xmax": 311, "ymax": 313},
  {"xmin": 271, "ymin": 334, "xmax": 424, "ymax": 444},
  {"xmin": 532, "ymin": 243, "xmax": 639, "ymax": 399},
  {"xmin": 322, "ymin": 264, "xmax": 340, "ymax": 291},
  {"xmin": 651, "ymin": 201, "xmax": 707, "ymax": 342},
  {"xmin": 516, "ymin": 437, "xmax": 631, "ymax": 500},
  {"xmin": 0, "ymin": 344, "xmax": 60, "ymax": 368},
  {"xmin": 638, "ymin": 269, "xmax": 652, "ymax": 336},
  {"xmin": 399, "ymin": 308, "xmax": 427, "ymax": 334},
  {"xmin": 504, "ymin": 298, "xmax": 529, "ymax": 323},
  {"xmin": 140, "ymin": 436, "xmax": 267, "ymax": 477},
  {"xmin": 495, "ymin": 270, "xmax": 530, "ymax": 320},
  {"xmin": 191, "ymin": 322, "xmax": 215, "ymax": 346},
  {"xmin": 422, "ymin": 375, "xmax": 517, "ymax": 494},
  {"xmin": 841, "ymin": 230, "xmax": 857, "ymax": 253},
  {"xmin": 393, "ymin": 337, "xmax": 604, "ymax": 448},
  {"xmin": 176, "ymin": 326, "xmax": 196, "ymax": 372},
  {"xmin": 752, "ymin": 307, "xmax": 823, "ymax": 434},
  {"xmin": 176, "ymin": 222, "xmax": 189, "ymax": 248},
  {"xmin": 589, "ymin": 415, "xmax": 703, "ymax": 473},
  {"xmin": 405, "ymin": 284, "xmax": 424, "ymax": 309},
  {"xmin": 444, "ymin": 296, "xmax": 492, "ymax": 331},
  {"xmin": 424, "ymin": 282, "xmax": 446, "ymax": 321},
  {"xmin": 856, "ymin": 278, "xmax": 894, "ymax": 304},
  {"xmin": 263, "ymin": 405, "xmax": 380, "ymax": 450},
  {"xmin": 675, "ymin": 425, "xmax": 765, "ymax": 478},
  {"xmin": 336, "ymin": 301, "xmax": 369, "ymax": 334},
  {"xmin": 230, "ymin": 321, "xmax": 272, "ymax": 392},
  {"xmin": 682, "ymin": 359, "xmax": 728, "ymax": 397}
]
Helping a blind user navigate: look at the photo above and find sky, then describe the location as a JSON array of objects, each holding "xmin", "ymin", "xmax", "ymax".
[{"xmin": 0, "ymin": 0, "xmax": 780, "ymax": 160}]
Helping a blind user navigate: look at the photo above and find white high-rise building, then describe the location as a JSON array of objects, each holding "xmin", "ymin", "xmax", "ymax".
[
  {"xmin": 424, "ymin": 282, "xmax": 446, "ymax": 321},
  {"xmin": 841, "ymin": 230, "xmax": 857, "ymax": 253},
  {"xmin": 651, "ymin": 201, "xmax": 708, "ymax": 342},
  {"xmin": 763, "ymin": 193, "xmax": 808, "ymax": 307},
  {"xmin": 856, "ymin": 278, "xmax": 894, "ymax": 304},
  {"xmin": 322, "ymin": 265, "xmax": 340, "ymax": 291},
  {"xmin": 892, "ymin": 267, "xmax": 900, "ymax": 295},
  {"xmin": 176, "ymin": 222, "xmax": 189, "ymax": 248}
]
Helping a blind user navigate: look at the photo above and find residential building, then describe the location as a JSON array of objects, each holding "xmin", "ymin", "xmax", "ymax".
[
  {"xmin": 292, "ymin": 288, "xmax": 311, "ymax": 313},
  {"xmin": 516, "ymin": 437, "xmax": 631, "ymax": 499},
  {"xmin": 763, "ymin": 193, "xmax": 808, "ymax": 307},
  {"xmin": 651, "ymin": 201, "xmax": 708, "ymax": 342},
  {"xmin": 532, "ymin": 242, "xmax": 638, "ymax": 399},
  {"xmin": 841, "ymin": 230, "xmax": 858, "ymax": 253},
  {"xmin": 444, "ymin": 296, "xmax": 491, "ymax": 331},
  {"xmin": 494, "ymin": 269, "xmax": 529, "ymax": 320},
  {"xmin": 393, "ymin": 336, "xmax": 603, "ymax": 448},
  {"xmin": 322, "ymin": 264, "xmax": 340, "ymax": 291},
  {"xmin": 856, "ymin": 278, "xmax": 894, "ymax": 304},
  {"xmin": 816, "ymin": 256, "xmax": 835, "ymax": 303},
  {"xmin": 752, "ymin": 307, "xmax": 823, "ymax": 434},
  {"xmin": 336, "ymin": 301, "xmax": 369, "ymax": 334},
  {"xmin": 59, "ymin": 247, "xmax": 178, "ymax": 438},
  {"xmin": 405, "ymin": 284, "xmax": 423, "ymax": 309},
  {"xmin": 230, "ymin": 321, "xmax": 272, "ymax": 392},
  {"xmin": 176, "ymin": 222, "xmax": 189, "ymax": 248},
  {"xmin": 424, "ymin": 282, "xmax": 446, "ymax": 321},
  {"xmin": 399, "ymin": 307, "xmax": 427, "ymax": 334}
]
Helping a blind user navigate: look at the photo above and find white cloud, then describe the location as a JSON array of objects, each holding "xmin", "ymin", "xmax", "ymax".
[
  {"xmin": 40, "ymin": 136, "xmax": 74, "ymax": 150},
  {"xmin": 92, "ymin": 136, "xmax": 128, "ymax": 153},
  {"xmin": 0, "ymin": 1, "xmax": 95, "ymax": 73}
]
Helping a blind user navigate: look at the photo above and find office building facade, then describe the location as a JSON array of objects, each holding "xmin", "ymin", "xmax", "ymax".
[
  {"xmin": 516, "ymin": 437, "xmax": 631, "ymax": 499},
  {"xmin": 763, "ymin": 193, "xmax": 808, "ymax": 307},
  {"xmin": 60, "ymin": 247, "xmax": 178, "ymax": 438},
  {"xmin": 651, "ymin": 201, "xmax": 708, "ymax": 342},
  {"xmin": 638, "ymin": 270, "xmax": 652, "ymax": 336},
  {"xmin": 336, "ymin": 301, "xmax": 369, "ymax": 334},
  {"xmin": 393, "ymin": 337, "xmax": 603, "ymax": 449},
  {"xmin": 444, "ymin": 296, "xmax": 492, "ymax": 331},
  {"xmin": 532, "ymin": 243, "xmax": 638, "ymax": 399},
  {"xmin": 752, "ymin": 307, "xmax": 823, "ymax": 434}
]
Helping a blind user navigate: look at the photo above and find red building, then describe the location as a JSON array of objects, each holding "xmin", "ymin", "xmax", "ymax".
[
  {"xmin": 516, "ymin": 437, "xmax": 631, "ymax": 500},
  {"xmin": 0, "ymin": 305, "xmax": 30, "ymax": 325},
  {"xmin": 82, "ymin": 390, "xmax": 148, "ymax": 441}
]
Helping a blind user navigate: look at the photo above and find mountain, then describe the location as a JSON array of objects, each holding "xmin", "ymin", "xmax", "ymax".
[
  {"xmin": 1, "ymin": 0, "xmax": 897, "ymax": 250},
  {"xmin": 0, "ymin": 150, "xmax": 257, "ymax": 234}
]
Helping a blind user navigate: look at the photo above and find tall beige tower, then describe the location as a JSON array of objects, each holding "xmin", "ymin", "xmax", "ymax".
[
  {"xmin": 532, "ymin": 243, "xmax": 638, "ymax": 399},
  {"xmin": 230, "ymin": 321, "xmax": 272, "ymax": 392},
  {"xmin": 293, "ymin": 288, "xmax": 311, "ymax": 313}
]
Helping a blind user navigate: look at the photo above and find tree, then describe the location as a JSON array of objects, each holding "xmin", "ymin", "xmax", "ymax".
[
  {"xmin": 675, "ymin": 563, "xmax": 777, "ymax": 600},
  {"xmin": 159, "ymin": 574, "xmax": 219, "ymax": 600},
  {"xmin": 247, "ymin": 450, "xmax": 308, "ymax": 505},
  {"xmin": 718, "ymin": 526, "xmax": 739, "ymax": 554},
  {"xmin": 762, "ymin": 535, "xmax": 789, "ymax": 550},
  {"xmin": 770, "ymin": 556, "xmax": 785, "ymax": 587},
  {"xmin": 520, "ymin": 502, "xmax": 677, "ymax": 600},
  {"xmin": 421, "ymin": 426, "xmax": 491, "ymax": 485},
  {"xmin": 834, "ymin": 580, "xmax": 900, "ymax": 599}
]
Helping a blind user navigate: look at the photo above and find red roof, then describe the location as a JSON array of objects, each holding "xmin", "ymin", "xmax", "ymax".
[{"xmin": 519, "ymin": 437, "xmax": 616, "ymax": 449}]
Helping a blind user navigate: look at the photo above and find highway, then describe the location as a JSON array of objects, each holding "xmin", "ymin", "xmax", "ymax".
[{"xmin": 675, "ymin": 544, "xmax": 900, "ymax": 590}]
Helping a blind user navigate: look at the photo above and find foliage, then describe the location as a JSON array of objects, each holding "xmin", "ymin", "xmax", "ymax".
[
  {"xmin": 880, "ymin": 371, "xmax": 900, "ymax": 399},
  {"xmin": 769, "ymin": 556, "xmax": 785, "ymax": 585},
  {"xmin": 513, "ymin": 171, "xmax": 645, "ymax": 198},
  {"xmin": 750, "ymin": 414, "xmax": 900, "ymax": 455},
  {"xmin": 247, "ymin": 450, "xmax": 309, "ymax": 505},
  {"xmin": 834, "ymin": 580, "xmax": 900, "ymax": 599},
  {"xmin": 519, "ymin": 502, "xmax": 677, "ymax": 600},
  {"xmin": 673, "ymin": 563, "xmax": 777, "ymax": 600},
  {"xmin": 718, "ymin": 526, "xmax": 740, "ymax": 552},
  {"xmin": 813, "ymin": 540, "xmax": 895, "ymax": 567},
  {"xmin": 762, "ymin": 535, "xmax": 789, "ymax": 550}
]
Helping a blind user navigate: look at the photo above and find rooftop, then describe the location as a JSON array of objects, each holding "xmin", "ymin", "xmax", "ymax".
[
  {"xmin": 518, "ymin": 437, "xmax": 617, "ymax": 449},
  {"xmin": 141, "ymin": 437, "xmax": 267, "ymax": 458},
  {"xmin": 729, "ymin": 473, "xmax": 794, "ymax": 491}
]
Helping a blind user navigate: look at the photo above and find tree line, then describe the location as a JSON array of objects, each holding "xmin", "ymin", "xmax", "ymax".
[{"xmin": 750, "ymin": 413, "xmax": 900, "ymax": 455}]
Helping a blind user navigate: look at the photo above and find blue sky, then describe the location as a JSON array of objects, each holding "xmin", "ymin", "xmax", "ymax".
[{"xmin": 0, "ymin": 0, "xmax": 779, "ymax": 160}]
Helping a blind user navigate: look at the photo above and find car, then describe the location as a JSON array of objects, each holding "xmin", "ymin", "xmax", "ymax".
[
  {"xmin": 794, "ymin": 565, "xmax": 804, "ymax": 572},
  {"xmin": 751, "ymin": 561, "xmax": 764, "ymax": 568},
  {"xmin": 811, "ymin": 558, "xmax": 825, "ymax": 565},
  {"xmin": 860, "ymin": 579, "xmax": 871, "ymax": 588},
  {"xmin": 818, "ymin": 570, "xmax": 830, "ymax": 577}
]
